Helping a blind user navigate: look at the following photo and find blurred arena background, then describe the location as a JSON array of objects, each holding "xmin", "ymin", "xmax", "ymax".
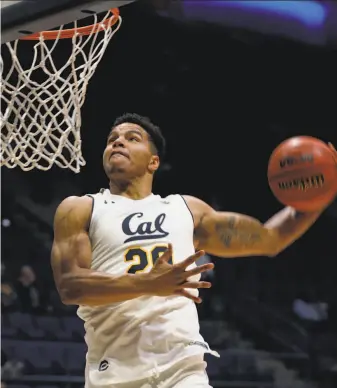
[{"xmin": 1, "ymin": 1, "xmax": 337, "ymax": 388}]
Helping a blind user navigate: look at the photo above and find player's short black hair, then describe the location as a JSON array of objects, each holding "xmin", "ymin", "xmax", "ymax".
[{"xmin": 112, "ymin": 113, "xmax": 166, "ymax": 160}]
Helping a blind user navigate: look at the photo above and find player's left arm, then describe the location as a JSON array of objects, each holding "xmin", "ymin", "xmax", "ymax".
[{"xmin": 184, "ymin": 196, "xmax": 327, "ymax": 257}]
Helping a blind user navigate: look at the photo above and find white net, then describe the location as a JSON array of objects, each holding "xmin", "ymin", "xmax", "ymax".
[{"xmin": 1, "ymin": 10, "xmax": 122, "ymax": 173}]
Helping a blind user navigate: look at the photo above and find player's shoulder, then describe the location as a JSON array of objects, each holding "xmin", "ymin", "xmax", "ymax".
[
  {"xmin": 57, "ymin": 195, "xmax": 92, "ymax": 211},
  {"xmin": 157, "ymin": 193, "xmax": 189, "ymax": 205},
  {"xmin": 54, "ymin": 195, "xmax": 93, "ymax": 224},
  {"xmin": 180, "ymin": 195, "xmax": 215, "ymax": 226},
  {"xmin": 158, "ymin": 193, "xmax": 180, "ymax": 201},
  {"xmin": 181, "ymin": 195, "xmax": 212, "ymax": 211},
  {"xmin": 158, "ymin": 194, "xmax": 214, "ymax": 215},
  {"xmin": 85, "ymin": 188, "xmax": 107, "ymax": 199},
  {"xmin": 157, "ymin": 193, "xmax": 208, "ymax": 208},
  {"xmin": 53, "ymin": 195, "xmax": 93, "ymax": 236},
  {"xmin": 157, "ymin": 194, "xmax": 210, "ymax": 220}
]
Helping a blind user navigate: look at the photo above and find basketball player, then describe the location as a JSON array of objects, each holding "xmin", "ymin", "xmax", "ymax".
[{"xmin": 51, "ymin": 113, "xmax": 336, "ymax": 388}]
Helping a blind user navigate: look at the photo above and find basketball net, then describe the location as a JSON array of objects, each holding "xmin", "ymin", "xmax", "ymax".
[{"xmin": 0, "ymin": 9, "xmax": 122, "ymax": 173}]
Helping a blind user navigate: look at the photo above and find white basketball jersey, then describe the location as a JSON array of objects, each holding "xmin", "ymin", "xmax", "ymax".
[{"xmin": 77, "ymin": 189, "xmax": 219, "ymax": 385}]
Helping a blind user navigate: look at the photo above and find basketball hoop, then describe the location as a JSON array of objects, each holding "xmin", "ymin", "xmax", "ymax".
[{"xmin": 1, "ymin": 9, "xmax": 121, "ymax": 173}]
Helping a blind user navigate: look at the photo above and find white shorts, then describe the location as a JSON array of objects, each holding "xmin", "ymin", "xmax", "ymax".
[{"xmin": 86, "ymin": 355, "xmax": 212, "ymax": 388}]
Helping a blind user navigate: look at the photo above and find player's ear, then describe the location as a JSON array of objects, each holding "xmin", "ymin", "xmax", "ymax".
[{"xmin": 149, "ymin": 155, "xmax": 160, "ymax": 173}]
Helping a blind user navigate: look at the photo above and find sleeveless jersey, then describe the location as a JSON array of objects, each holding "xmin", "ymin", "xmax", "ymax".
[{"xmin": 77, "ymin": 189, "xmax": 219, "ymax": 385}]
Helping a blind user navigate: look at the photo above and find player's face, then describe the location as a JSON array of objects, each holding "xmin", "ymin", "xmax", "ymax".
[{"xmin": 103, "ymin": 123, "xmax": 159, "ymax": 179}]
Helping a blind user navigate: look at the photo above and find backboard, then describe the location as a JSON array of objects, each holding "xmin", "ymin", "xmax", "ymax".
[{"xmin": 1, "ymin": 0, "xmax": 137, "ymax": 43}]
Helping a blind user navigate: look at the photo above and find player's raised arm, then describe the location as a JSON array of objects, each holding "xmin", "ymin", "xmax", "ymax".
[
  {"xmin": 51, "ymin": 196, "xmax": 213, "ymax": 306},
  {"xmin": 184, "ymin": 196, "xmax": 326, "ymax": 258}
]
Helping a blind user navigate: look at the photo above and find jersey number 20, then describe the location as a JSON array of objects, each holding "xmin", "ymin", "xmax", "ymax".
[{"xmin": 124, "ymin": 245, "xmax": 173, "ymax": 274}]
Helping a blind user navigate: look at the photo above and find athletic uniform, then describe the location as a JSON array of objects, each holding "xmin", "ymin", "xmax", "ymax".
[{"xmin": 77, "ymin": 189, "xmax": 219, "ymax": 388}]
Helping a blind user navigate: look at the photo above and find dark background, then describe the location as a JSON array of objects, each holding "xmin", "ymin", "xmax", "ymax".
[{"xmin": 2, "ymin": 1, "xmax": 337, "ymax": 387}]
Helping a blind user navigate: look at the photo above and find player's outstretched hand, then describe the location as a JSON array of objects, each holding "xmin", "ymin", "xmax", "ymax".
[{"xmin": 147, "ymin": 244, "xmax": 214, "ymax": 303}]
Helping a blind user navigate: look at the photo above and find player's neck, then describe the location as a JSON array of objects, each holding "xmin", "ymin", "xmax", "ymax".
[{"xmin": 109, "ymin": 178, "xmax": 152, "ymax": 200}]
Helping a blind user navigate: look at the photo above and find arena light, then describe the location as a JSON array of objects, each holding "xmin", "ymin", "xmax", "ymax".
[
  {"xmin": 218, "ymin": 1, "xmax": 327, "ymax": 27},
  {"xmin": 2, "ymin": 218, "xmax": 11, "ymax": 227},
  {"xmin": 182, "ymin": 1, "xmax": 327, "ymax": 27},
  {"xmin": 179, "ymin": 0, "xmax": 328, "ymax": 45}
]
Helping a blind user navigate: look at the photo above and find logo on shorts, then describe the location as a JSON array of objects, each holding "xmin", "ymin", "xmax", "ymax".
[{"xmin": 98, "ymin": 360, "xmax": 109, "ymax": 371}]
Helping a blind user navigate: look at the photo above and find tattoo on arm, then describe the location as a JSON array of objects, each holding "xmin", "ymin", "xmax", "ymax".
[{"xmin": 215, "ymin": 216, "xmax": 262, "ymax": 248}]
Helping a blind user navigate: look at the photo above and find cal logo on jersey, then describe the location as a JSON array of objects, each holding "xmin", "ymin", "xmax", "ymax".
[{"xmin": 122, "ymin": 212, "xmax": 169, "ymax": 243}]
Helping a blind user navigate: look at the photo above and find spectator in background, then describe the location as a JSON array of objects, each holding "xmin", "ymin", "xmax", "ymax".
[
  {"xmin": 1, "ymin": 347, "xmax": 24, "ymax": 381},
  {"xmin": 198, "ymin": 253, "xmax": 215, "ymax": 282},
  {"xmin": 1, "ymin": 262, "xmax": 18, "ymax": 312},
  {"xmin": 15, "ymin": 265, "xmax": 46, "ymax": 313},
  {"xmin": 197, "ymin": 253, "xmax": 218, "ymax": 319}
]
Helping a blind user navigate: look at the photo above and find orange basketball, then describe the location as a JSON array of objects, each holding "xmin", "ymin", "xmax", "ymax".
[{"xmin": 267, "ymin": 136, "xmax": 337, "ymax": 212}]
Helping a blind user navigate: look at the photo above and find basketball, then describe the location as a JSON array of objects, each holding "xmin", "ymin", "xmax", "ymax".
[{"xmin": 268, "ymin": 136, "xmax": 337, "ymax": 212}]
